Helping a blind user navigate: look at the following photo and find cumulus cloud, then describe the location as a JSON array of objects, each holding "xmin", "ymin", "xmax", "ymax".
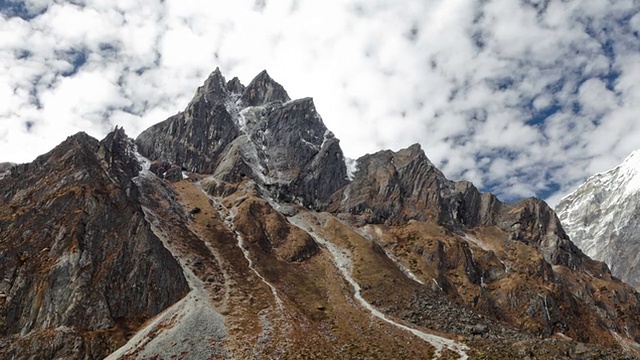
[{"xmin": 1, "ymin": 0, "xmax": 640, "ymax": 206}]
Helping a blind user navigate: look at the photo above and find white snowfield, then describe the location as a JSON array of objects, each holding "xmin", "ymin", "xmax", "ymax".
[
  {"xmin": 288, "ymin": 213, "xmax": 469, "ymax": 360},
  {"xmin": 345, "ymin": 157, "xmax": 358, "ymax": 180},
  {"xmin": 556, "ymin": 149, "xmax": 640, "ymax": 274}
]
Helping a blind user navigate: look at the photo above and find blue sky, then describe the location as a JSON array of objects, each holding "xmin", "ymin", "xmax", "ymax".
[{"xmin": 1, "ymin": 0, "xmax": 640, "ymax": 206}]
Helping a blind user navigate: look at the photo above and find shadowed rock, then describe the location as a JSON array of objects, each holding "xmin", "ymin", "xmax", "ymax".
[{"xmin": 136, "ymin": 69, "xmax": 240, "ymax": 174}]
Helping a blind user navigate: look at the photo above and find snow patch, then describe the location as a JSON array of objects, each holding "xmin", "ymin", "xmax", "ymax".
[
  {"xmin": 237, "ymin": 107, "xmax": 250, "ymax": 134},
  {"xmin": 133, "ymin": 150, "xmax": 152, "ymax": 177},
  {"xmin": 345, "ymin": 157, "xmax": 358, "ymax": 180},
  {"xmin": 620, "ymin": 149, "xmax": 640, "ymax": 196},
  {"xmin": 461, "ymin": 233, "xmax": 490, "ymax": 252},
  {"xmin": 557, "ymin": 148, "xmax": 640, "ymax": 268}
]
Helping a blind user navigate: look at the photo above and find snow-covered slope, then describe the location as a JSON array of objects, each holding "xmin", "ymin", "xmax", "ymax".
[{"xmin": 556, "ymin": 150, "xmax": 640, "ymax": 288}]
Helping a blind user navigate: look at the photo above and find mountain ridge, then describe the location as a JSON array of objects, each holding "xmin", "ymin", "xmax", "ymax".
[{"xmin": 1, "ymin": 68, "xmax": 639, "ymax": 359}]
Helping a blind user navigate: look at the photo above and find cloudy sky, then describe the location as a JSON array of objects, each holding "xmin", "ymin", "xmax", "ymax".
[{"xmin": 1, "ymin": 0, "xmax": 640, "ymax": 206}]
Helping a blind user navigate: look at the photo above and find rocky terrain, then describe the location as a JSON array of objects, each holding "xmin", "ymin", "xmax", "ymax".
[
  {"xmin": 0, "ymin": 162, "xmax": 14, "ymax": 179},
  {"xmin": 0, "ymin": 129, "xmax": 188, "ymax": 358},
  {"xmin": 1, "ymin": 68, "xmax": 640, "ymax": 359}
]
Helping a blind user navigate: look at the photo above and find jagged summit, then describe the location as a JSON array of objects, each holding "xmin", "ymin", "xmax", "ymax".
[
  {"xmin": 559, "ymin": 149, "xmax": 640, "ymax": 203},
  {"xmin": 240, "ymin": 69, "xmax": 290, "ymax": 107},
  {"xmin": 136, "ymin": 69, "xmax": 347, "ymax": 209},
  {"xmin": 333, "ymin": 143, "xmax": 589, "ymax": 271},
  {"xmin": 197, "ymin": 67, "xmax": 230, "ymax": 105},
  {"xmin": 557, "ymin": 148, "xmax": 640, "ymax": 288},
  {"xmin": 614, "ymin": 149, "xmax": 640, "ymax": 196}
]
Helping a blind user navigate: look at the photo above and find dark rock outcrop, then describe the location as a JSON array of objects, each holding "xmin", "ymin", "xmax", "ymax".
[
  {"xmin": 136, "ymin": 68, "xmax": 241, "ymax": 174},
  {"xmin": 0, "ymin": 129, "xmax": 189, "ymax": 359},
  {"xmin": 136, "ymin": 69, "xmax": 348, "ymax": 209},
  {"xmin": 231, "ymin": 97, "xmax": 349, "ymax": 208},
  {"xmin": 330, "ymin": 144, "xmax": 446, "ymax": 224},
  {"xmin": 331, "ymin": 144, "xmax": 592, "ymax": 270},
  {"xmin": 239, "ymin": 70, "xmax": 290, "ymax": 107}
]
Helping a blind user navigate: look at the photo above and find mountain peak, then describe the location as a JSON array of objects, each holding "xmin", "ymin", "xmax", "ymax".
[
  {"xmin": 557, "ymin": 148, "xmax": 640, "ymax": 288},
  {"xmin": 617, "ymin": 148, "xmax": 640, "ymax": 196},
  {"xmin": 240, "ymin": 70, "xmax": 290, "ymax": 106},
  {"xmin": 196, "ymin": 67, "xmax": 229, "ymax": 105},
  {"xmin": 136, "ymin": 68, "xmax": 346, "ymax": 208}
]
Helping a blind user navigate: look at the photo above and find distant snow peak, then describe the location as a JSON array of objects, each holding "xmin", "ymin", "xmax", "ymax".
[
  {"xmin": 556, "ymin": 148, "xmax": 640, "ymax": 288},
  {"xmin": 619, "ymin": 149, "xmax": 640, "ymax": 196}
]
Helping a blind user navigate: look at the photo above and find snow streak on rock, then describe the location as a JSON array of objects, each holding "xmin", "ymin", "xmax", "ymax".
[
  {"xmin": 357, "ymin": 224, "xmax": 425, "ymax": 285},
  {"xmin": 197, "ymin": 183, "xmax": 285, "ymax": 311},
  {"xmin": 288, "ymin": 214, "xmax": 469, "ymax": 359},
  {"xmin": 345, "ymin": 157, "xmax": 358, "ymax": 181},
  {"xmin": 461, "ymin": 233, "xmax": 490, "ymax": 251}
]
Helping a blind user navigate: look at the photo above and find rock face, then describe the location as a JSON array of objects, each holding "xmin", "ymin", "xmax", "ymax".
[
  {"xmin": 0, "ymin": 162, "xmax": 14, "ymax": 179},
  {"xmin": 331, "ymin": 143, "xmax": 586, "ymax": 270},
  {"xmin": 0, "ymin": 129, "xmax": 189, "ymax": 359},
  {"xmin": 328, "ymin": 143, "xmax": 640, "ymax": 349},
  {"xmin": 136, "ymin": 68, "xmax": 348, "ymax": 209},
  {"xmin": 239, "ymin": 69, "xmax": 290, "ymax": 107},
  {"xmin": 2, "ymin": 69, "xmax": 640, "ymax": 359},
  {"xmin": 136, "ymin": 68, "xmax": 240, "ymax": 174},
  {"xmin": 557, "ymin": 150, "xmax": 640, "ymax": 288}
]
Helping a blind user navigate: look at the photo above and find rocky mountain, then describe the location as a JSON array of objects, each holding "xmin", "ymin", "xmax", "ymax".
[
  {"xmin": 556, "ymin": 150, "xmax": 640, "ymax": 289},
  {"xmin": 1, "ymin": 68, "xmax": 640, "ymax": 359},
  {"xmin": 136, "ymin": 68, "xmax": 347, "ymax": 210},
  {"xmin": 0, "ymin": 129, "xmax": 188, "ymax": 358}
]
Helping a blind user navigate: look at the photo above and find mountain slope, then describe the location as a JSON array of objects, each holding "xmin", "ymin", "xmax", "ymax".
[
  {"xmin": 0, "ymin": 129, "xmax": 189, "ymax": 359},
  {"xmin": 1, "ymin": 69, "xmax": 640, "ymax": 359},
  {"xmin": 556, "ymin": 150, "xmax": 640, "ymax": 289}
]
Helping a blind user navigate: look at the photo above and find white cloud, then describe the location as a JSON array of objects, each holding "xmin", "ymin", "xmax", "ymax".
[
  {"xmin": 578, "ymin": 78, "xmax": 617, "ymax": 115},
  {"xmin": 1, "ymin": 0, "xmax": 640, "ymax": 207}
]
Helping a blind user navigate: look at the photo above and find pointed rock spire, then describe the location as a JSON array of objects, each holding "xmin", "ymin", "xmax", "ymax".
[
  {"xmin": 226, "ymin": 76, "xmax": 245, "ymax": 94},
  {"xmin": 240, "ymin": 70, "xmax": 290, "ymax": 106},
  {"xmin": 197, "ymin": 67, "xmax": 229, "ymax": 105}
]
